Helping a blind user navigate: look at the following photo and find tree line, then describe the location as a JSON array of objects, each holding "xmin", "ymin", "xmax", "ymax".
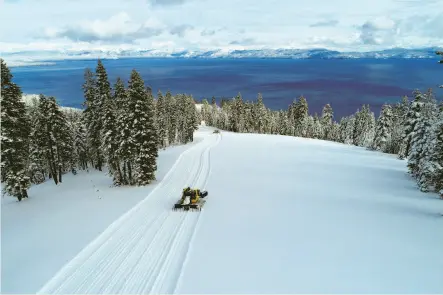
[
  {"xmin": 199, "ymin": 52, "xmax": 443, "ymax": 197},
  {"xmin": 1, "ymin": 53, "xmax": 442, "ymax": 201},
  {"xmin": 1, "ymin": 59, "xmax": 199, "ymax": 201}
]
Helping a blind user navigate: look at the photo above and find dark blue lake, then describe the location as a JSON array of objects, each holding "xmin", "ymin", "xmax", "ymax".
[{"xmin": 8, "ymin": 58, "xmax": 443, "ymax": 119}]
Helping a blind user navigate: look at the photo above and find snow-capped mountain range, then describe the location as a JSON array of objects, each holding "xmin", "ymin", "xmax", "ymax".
[{"xmin": 3, "ymin": 47, "xmax": 442, "ymax": 67}]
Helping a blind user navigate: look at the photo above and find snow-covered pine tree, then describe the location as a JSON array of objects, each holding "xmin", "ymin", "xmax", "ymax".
[
  {"xmin": 243, "ymin": 100, "xmax": 254, "ymax": 133},
  {"xmin": 82, "ymin": 68, "xmax": 100, "ymax": 169},
  {"xmin": 201, "ymin": 98, "xmax": 211, "ymax": 126},
  {"xmin": 387, "ymin": 96, "xmax": 409, "ymax": 154},
  {"xmin": 74, "ymin": 119, "xmax": 88, "ymax": 170},
  {"xmin": 210, "ymin": 97, "xmax": 218, "ymax": 127},
  {"xmin": 407, "ymin": 90, "xmax": 438, "ymax": 176},
  {"xmin": 398, "ymin": 90, "xmax": 425, "ymax": 159},
  {"xmin": 127, "ymin": 70, "xmax": 158, "ymax": 185},
  {"xmin": 287, "ymin": 99, "xmax": 298, "ymax": 136},
  {"xmin": 352, "ymin": 105, "xmax": 375, "ymax": 147},
  {"xmin": 28, "ymin": 139, "xmax": 46, "ymax": 184},
  {"xmin": 329, "ymin": 122, "xmax": 341, "ymax": 142},
  {"xmin": 338, "ymin": 116, "xmax": 349, "ymax": 143},
  {"xmin": 312, "ymin": 113, "xmax": 322, "ymax": 139},
  {"xmin": 175, "ymin": 94, "xmax": 187, "ymax": 143},
  {"xmin": 185, "ymin": 95, "xmax": 199, "ymax": 142},
  {"xmin": 88, "ymin": 59, "xmax": 110, "ymax": 171},
  {"xmin": 431, "ymin": 112, "xmax": 443, "ymax": 196},
  {"xmin": 254, "ymin": 93, "xmax": 267, "ymax": 134},
  {"xmin": 416, "ymin": 121, "xmax": 439, "ymax": 192},
  {"xmin": 363, "ymin": 107, "xmax": 376, "ymax": 147},
  {"xmin": 229, "ymin": 93, "xmax": 245, "ymax": 133},
  {"xmin": 372, "ymin": 104, "xmax": 393, "ymax": 151},
  {"xmin": 408, "ymin": 116, "xmax": 433, "ymax": 178},
  {"xmin": 263, "ymin": 107, "xmax": 273, "ymax": 134},
  {"xmin": 165, "ymin": 91, "xmax": 177, "ymax": 145},
  {"xmin": 343, "ymin": 115, "xmax": 355, "ymax": 145},
  {"xmin": 101, "ymin": 79, "xmax": 123, "ymax": 185},
  {"xmin": 216, "ymin": 101, "xmax": 229, "ymax": 131},
  {"xmin": 274, "ymin": 110, "xmax": 286, "ymax": 135},
  {"xmin": 33, "ymin": 95, "xmax": 71, "ymax": 184},
  {"xmin": 305, "ymin": 115, "xmax": 315, "ymax": 138},
  {"xmin": 320, "ymin": 104, "xmax": 333, "ymax": 140},
  {"xmin": 156, "ymin": 91, "xmax": 168, "ymax": 148},
  {"xmin": 268, "ymin": 110, "xmax": 279, "ymax": 134},
  {"xmin": 114, "ymin": 77, "xmax": 134, "ymax": 185},
  {"xmin": 1, "ymin": 59, "xmax": 32, "ymax": 200},
  {"xmin": 294, "ymin": 96, "xmax": 309, "ymax": 137},
  {"xmin": 25, "ymin": 98, "xmax": 47, "ymax": 184},
  {"xmin": 411, "ymin": 89, "xmax": 439, "ymax": 190}
]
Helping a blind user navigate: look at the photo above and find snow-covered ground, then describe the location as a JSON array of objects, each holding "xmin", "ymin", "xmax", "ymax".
[
  {"xmin": 1, "ymin": 137, "xmax": 202, "ymax": 294},
  {"xmin": 2, "ymin": 126, "xmax": 442, "ymax": 294}
]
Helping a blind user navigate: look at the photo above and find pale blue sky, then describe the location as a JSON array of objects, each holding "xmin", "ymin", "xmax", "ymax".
[{"xmin": 0, "ymin": 0, "xmax": 442, "ymax": 53}]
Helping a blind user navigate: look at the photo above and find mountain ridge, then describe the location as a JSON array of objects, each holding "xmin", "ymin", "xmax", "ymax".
[{"xmin": 3, "ymin": 47, "xmax": 443, "ymax": 67}]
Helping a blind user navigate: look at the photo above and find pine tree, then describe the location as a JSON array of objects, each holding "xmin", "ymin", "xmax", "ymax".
[
  {"xmin": 387, "ymin": 96, "xmax": 409, "ymax": 154},
  {"xmin": 254, "ymin": 93, "xmax": 267, "ymax": 133},
  {"xmin": 276, "ymin": 110, "xmax": 290, "ymax": 135},
  {"xmin": 201, "ymin": 98, "xmax": 211, "ymax": 126},
  {"xmin": 312, "ymin": 113, "xmax": 323, "ymax": 139},
  {"xmin": 127, "ymin": 70, "xmax": 158, "ymax": 185},
  {"xmin": 431, "ymin": 113, "xmax": 443, "ymax": 196},
  {"xmin": 294, "ymin": 96, "xmax": 309, "ymax": 137},
  {"xmin": 27, "ymin": 99, "xmax": 47, "ymax": 184},
  {"xmin": 185, "ymin": 95, "xmax": 199, "ymax": 142},
  {"xmin": 408, "ymin": 117, "xmax": 433, "ymax": 178},
  {"xmin": 320, "ymin": 104, "xmax": 333, "ymax": 140},
  {"xmin": 399, "ymin": 90, "xmax": 425, "ymax": 159},
  {"xmin": 82, "ymin": 68, "xmax": 100, "ymax": 169},
  {"xmin": 229, "ymin": 93, "xmax": 245, "ymax": 133},
  {"xmin": 166, "ymin": 91, "xmax": 177, "ymax": 145},
  {"xmin": 416, "ymin": 122, "xmax": 438, "ymax": 192},
  {"xmin": 114, "ymin": 77, "xmax": 134, "ymax": 185},
  {"xmin": 353, "ymin": 105, "xmax": 375, "ymax": 147},
  {"xmin": 372, "ymin": 104, "xmax": 393, "ymax": 151},
  {"xmin": 33, "ymin": 95, "xmax": 71, "ymax": 184},
  {"xmin": 74, "ymin": 119, "xmax": 88, "ymax": 170},
  {"xmin": 409, "ymin": 90, "xmax": 440, "ymax": 191},
  {"xmin": 1, "ymin": 59, "xmax": 32, "ymax": 200},
  {"xmin": 156, "ymin": 91, "xmax": 168, "ymax": 147},
  {"xmin": 210, "ymin": 97, "xmax": 218, "ymax": 127},
  {"xmin": 102, "ymin": 81, "xmax": 122, "ymax": 185}
]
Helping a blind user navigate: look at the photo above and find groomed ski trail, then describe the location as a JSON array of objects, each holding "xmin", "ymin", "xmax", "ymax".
[{"xmin": 37, "ymin": 131, "xmax": 222, "ymax": 294}]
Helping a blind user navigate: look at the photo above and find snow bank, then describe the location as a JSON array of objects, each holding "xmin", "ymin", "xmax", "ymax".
[{"xmin": 1, "ymin": 139, "xmax": 200, "ymax": 294}]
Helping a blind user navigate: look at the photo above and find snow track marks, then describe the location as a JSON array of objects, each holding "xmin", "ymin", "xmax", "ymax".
[{"xmin": 37, "ymin": 132, "xmax": 221, "ymax": 294}]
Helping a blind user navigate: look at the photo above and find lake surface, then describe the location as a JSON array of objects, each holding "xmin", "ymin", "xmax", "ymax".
[{"xmin": 8, "ymin": 58, "xmax": 443, "ymax": 119}]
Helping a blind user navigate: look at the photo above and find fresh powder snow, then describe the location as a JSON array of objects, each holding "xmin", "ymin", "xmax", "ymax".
[{"xmin": 2, "ymin": 126, "xmax": 442, "ymax": 294}]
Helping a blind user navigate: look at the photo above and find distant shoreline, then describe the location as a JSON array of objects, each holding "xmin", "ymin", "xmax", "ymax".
[{"xmin": 4, "ymin": 47, "xmax": 443, "ymax": 68}]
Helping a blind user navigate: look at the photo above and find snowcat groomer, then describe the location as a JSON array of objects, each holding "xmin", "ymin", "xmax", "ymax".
[{"xmin": 173, "ymin": 187, "xmax": 208, "ymax": 211}]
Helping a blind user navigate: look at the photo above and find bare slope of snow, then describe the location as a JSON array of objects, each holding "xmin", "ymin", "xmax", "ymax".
[
  {"xmin": 175, "ymin": 132, "xmax": 443, "ymax": 294},
  {"xmin": 1, "ymin": 136, "xmax": 203, "ymax": 294},
  {"xmin": 3, "ymin": 128, "xmax": 442, "ymax": 294}
]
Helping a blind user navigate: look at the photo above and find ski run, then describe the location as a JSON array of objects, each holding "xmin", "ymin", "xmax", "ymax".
[{"xmin": 2, "ymin": 126, "xmax": 443, "ymax": 294}]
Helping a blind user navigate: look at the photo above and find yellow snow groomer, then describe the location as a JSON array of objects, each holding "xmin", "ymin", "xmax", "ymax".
[{"xmin": 173, "ymin": 187, "xmax": 208, "ymax": 211}]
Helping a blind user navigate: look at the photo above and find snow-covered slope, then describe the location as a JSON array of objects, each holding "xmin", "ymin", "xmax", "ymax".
[
  {"xmin": 3, "ymin": 47, "xmax": 442, "ymax": 67},
  {"xmin": 1, "ymin": 139, "xmax": 202, "ymax": 294},
  {"xmin": 2, "ymin": 126, "xmax": 442, "ymax": 294}
]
